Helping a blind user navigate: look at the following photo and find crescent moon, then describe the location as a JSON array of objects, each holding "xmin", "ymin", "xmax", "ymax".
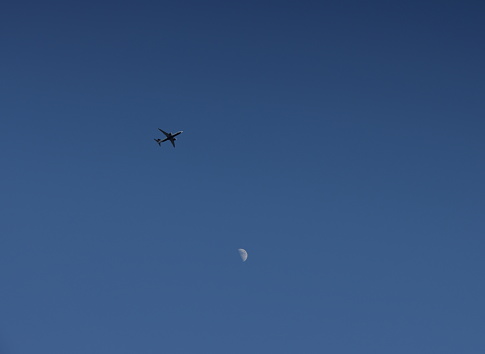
[{"xmin": 238, "ymin": 248, "xmax": 248, "ymax": 262}]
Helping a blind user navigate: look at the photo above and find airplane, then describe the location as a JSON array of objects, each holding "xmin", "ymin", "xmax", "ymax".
[{"xmin": 154, "ymin": 129, "xmax": 183, "ymax": 148}]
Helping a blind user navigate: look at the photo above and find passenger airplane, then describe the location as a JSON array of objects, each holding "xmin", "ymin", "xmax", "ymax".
[{"xmin": 154, "ymin": 129, "xmax": 183, "ymax": 148}]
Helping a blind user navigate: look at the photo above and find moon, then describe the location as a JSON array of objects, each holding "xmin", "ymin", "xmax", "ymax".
[{"xmin": 238, "ymin": 248, "xmax": 248, "ymax": 262}]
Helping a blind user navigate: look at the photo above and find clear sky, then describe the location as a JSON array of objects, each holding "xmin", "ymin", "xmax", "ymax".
[{"xmin": 1, "ymin": 1, "xmax": 485, "ymax": 353}]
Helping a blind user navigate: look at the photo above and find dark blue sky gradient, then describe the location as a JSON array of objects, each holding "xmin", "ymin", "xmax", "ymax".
[{"xmin": 1, "ymin": 1, "xmax": 485, "ymax": 353}]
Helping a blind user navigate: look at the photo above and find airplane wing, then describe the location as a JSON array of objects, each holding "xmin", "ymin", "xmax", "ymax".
[
  {"xmin": 170, "ymin": 139, "xmax": 176, "ymax": 148},
  {"xmin": 158, "ymin": 128, "xmax": 170, "ymax": 138}
]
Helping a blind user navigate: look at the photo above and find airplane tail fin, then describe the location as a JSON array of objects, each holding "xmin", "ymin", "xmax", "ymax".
[{"xmin": 154, "ymin": 139, "xmax": 162, "ymax": 146}]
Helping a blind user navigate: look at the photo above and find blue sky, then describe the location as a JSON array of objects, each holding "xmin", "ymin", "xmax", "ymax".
[{"xmin": 1, "ymin": 1, "xmax": 485, "ymax": 353}]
